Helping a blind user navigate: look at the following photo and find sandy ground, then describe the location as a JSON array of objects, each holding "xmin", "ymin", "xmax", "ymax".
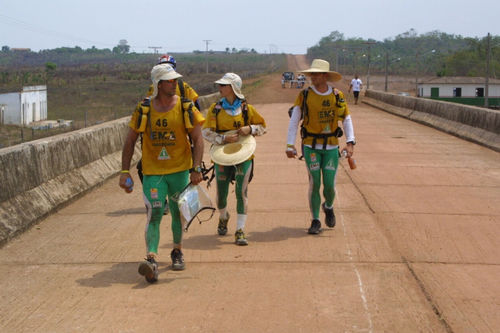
[{"xmin": 0, "ymin": 56, "xmax": 499, "ymax": 333}]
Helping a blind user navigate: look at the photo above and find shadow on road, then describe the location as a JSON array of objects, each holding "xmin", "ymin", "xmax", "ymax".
[
  {"xmin": 162, "ymin": 226, "xmax": 309, "ymax": 251},
  {"xmin": 106, "ymin": 207, "xmax": 145, "ymax": 217},
  {"xmin": 75, "ymin": 262, "xmax": 190, "ymax": 289}
]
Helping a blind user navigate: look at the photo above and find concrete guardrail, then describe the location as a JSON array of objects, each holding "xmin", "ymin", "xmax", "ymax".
[
  {"xmin": 0, "ymin": 93, "xmax": 221, "ymax": 246},
  {"xmin": 364, "ymin": 90, "xmax": 500, "ymax": 152}
]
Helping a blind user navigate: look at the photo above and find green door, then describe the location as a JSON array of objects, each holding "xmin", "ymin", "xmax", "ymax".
[{"xmin": 431, "ymin": 87, "xmax": 439, "ymax": 98}]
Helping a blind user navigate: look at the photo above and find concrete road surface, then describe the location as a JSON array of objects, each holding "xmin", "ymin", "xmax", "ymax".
[{"xmin": 1, "ymin": 100, "xmax": 499, "ymax": 333}]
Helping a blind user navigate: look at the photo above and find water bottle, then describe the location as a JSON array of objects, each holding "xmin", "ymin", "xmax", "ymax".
[
  {"xmin": 125, "ymin": 177, "xmax": 133, "ymax": 193},
  {"xmin": 341, "ymin": 149, "xmax": 356, "ymax": 170}
]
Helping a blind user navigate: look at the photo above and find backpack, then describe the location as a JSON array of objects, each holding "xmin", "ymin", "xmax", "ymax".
[
  {"xmin": 135, "ymin": 78, "xmax": 194, "ymax": 134},
  {"xmin": 288, "ymin": 87, "xmax": 344, "ymax": 150},
  {"xmin": 211, "ymin": 99, "xmax": 249, "ymax": 133}
]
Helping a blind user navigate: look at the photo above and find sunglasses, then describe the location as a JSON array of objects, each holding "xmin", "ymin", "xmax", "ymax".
[
  {"xmin": 161, "ymin": 79, "xmax": 177, "ymax": 84},
  {"xmin": 218, "ymin": 84, "xmax": 230, "ymax": 87}
]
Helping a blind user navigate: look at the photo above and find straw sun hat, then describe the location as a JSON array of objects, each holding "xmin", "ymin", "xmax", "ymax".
[
  {"xmin": 209, "ymin": 131, "xmax": 256, "ymax": 166},
  {"xmin": 300, "ymin": 59, "xmax": 342, "ymax": 82}
]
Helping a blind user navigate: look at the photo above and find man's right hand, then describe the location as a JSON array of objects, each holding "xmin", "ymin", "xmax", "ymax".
[
  {"xmin": 286, "ymin": 145, "xmax": 297, "ymax": 158},
  {"xmin": 119, "ymin": 173, "xmax": 134, "ymax": 193}
]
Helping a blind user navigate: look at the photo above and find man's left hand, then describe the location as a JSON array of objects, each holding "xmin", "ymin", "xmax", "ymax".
[{"xmin": 190, "ymin": 171, "xmax": 203, "ymax": 185}]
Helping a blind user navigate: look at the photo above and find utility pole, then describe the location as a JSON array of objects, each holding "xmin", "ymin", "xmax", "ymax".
[
  {"xmin": 148, "ymin": 46, "xmax": 161, "ymax": 54},
  {"xmin": 485, "ymin": 33, "xmax": 491, "ymax": 108},
  {"xmin": 203, "ymin": 40, "xmax": 212, "ymax": 73},
  {"xmin": 415, "ymin": 50, "xmax": 419, "ymax": 96},
  {"xmin": 384, "ymin": 52, "xmax": 388, "ymax": 92},
  {"xmin": 363, "ymin": 42, "xmax": 376, "ymax": 90}
]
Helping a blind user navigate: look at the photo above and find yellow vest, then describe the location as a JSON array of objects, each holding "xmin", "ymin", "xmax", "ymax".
[{"xmin": 129, "ymin": 97, "xmax": 205, "ymax": 175}]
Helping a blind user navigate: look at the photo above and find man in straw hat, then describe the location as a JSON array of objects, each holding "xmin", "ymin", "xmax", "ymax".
[
  {"xmin": 286, "ymin": 59, "xmax": 356, "ymax": 234},
  {"xmin": 119, "ymin": 63, "xmax": 205, "ymax": 282},
  {"xmin": 202, "ymin": 73, "xmax": 266, "ymax": 245}
]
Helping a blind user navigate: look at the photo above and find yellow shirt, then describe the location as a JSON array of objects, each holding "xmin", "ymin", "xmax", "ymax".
[
  {"xmin": 294, "ymin": 88, "xmax": 349, "ymax": 146},
  {"xmin": 129, "ymin": 98, "xmax": 205, "ymax": 175},
  {"xmin": 147, "ymin": 80, "xmax": 199, "ymax": 101},
  {"xmin": 203, "ymin": 102, "xmax": 266, "ymax": 133}
]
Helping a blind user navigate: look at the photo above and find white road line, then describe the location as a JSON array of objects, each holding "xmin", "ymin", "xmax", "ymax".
[{"xmin": 337, "ymin": 191, "xmax": 374, "ymax": 333}]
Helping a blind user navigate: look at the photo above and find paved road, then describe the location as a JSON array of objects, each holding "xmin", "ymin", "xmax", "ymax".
[{"xmin": 1, "ymin": 96, "xmax": 499, "ymax": 332}]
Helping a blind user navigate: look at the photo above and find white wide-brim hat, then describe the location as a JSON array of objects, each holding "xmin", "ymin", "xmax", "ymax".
[
  {"xmin": 300, "ymin": 59, "xmax": 342, "ymax": 82},
  {"xmin": 210, "ymin": 131, "xmax": 256, "ymax": 166},
  {"xmin": 214, "ymin": 73, "xmax": 245, "ymax": 99},
  {"xmin": 151, "ymin": 63, "xmax": 183, "ymax": 98}
]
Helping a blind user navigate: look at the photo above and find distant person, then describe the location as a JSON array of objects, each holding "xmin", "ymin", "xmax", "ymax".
[
  {"xmin": 119, "ymin": 63, "xmax": 205, "ymax": 283},
  {"xmin": 348, "ymin": 74, "xmax": 363, "ymax": 105},
  {"xmin": 139, "ymin": 54, "xmax": 201, "ymax": 215},
  {"xmin": 202, "ymin": 73, "xmax": 266, "ymax": 245},
  {"xmin": 286, "ymin": 59, "xmax": 356, "ymax": 234}
]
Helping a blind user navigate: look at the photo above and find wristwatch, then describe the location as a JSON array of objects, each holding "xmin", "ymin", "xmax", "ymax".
[
  {"xmin": 193, "ymin": 165, "xmax": 202, "ymax": 173},
  {"xmin": 347, "ymin": 140, "xmax": 356, "ymax": 146}
]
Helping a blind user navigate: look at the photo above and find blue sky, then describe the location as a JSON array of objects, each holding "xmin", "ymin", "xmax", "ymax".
[{"xmin": 1, "ymin": 0, "xmax": 498, "ymax": 54}]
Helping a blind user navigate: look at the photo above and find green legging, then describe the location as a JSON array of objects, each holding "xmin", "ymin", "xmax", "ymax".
[
  {"xmin": 142, "ymin": 170, "xmax": 189, "ymax": 255},
  {"xmin": 303, "ymin": 146, "xmax": 339, "ymax": 220},
  {"xmin": 215, "ymin": 160, "xmax": 253, "ymax": 214}
]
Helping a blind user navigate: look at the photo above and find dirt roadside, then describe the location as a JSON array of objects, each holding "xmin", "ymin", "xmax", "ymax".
[{"xmin": 0, "ymin": 55, "xmax": 499, "ymax": 332}]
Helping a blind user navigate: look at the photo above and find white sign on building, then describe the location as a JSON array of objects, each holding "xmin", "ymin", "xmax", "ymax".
[{"xmin": 0, "ymin": 85, "xmax": 48, "ymax": 125}]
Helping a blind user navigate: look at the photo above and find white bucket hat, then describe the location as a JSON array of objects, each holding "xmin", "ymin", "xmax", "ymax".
[
  {"xmin": 150, "ymin": 63, "xmax": 183, "ymax": 98},
  {"xmin": 214, "ymin": 73, "xmax": 245, "ymax": 99},
  {"xmin": 209, "ymin": 131, "xmax": 256, "ymax": 166},
  {"xmin": 300, "ymin": 59, "xmax": 342, "ymax": 82}
]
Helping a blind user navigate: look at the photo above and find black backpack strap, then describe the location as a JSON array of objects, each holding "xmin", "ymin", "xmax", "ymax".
[
  {"xmin": 177, "ymin": 78, "xmax": 185, "ymax": 99},
  {"xmin": 241, "ymin": 100, "xmax": 249, "ymax": 126},
  {"xmin": 301, "ymin": 88, "xmax": 309, "ymax": 123},
  {"xmin": 213, "ymin": 101, "xmax": 223, "ymax": 132},
  {"xmin": 136, "ymin": 97, "xmax": 150, "ymax": 131}
]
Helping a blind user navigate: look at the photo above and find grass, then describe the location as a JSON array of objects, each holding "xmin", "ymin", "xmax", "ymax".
[{"xmin": 0, "ymin": 53, "xmax": 287, "ymax": 148}]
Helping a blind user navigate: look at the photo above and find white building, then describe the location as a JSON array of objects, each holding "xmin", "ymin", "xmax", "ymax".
[
  {"xmin": 417, "ymin": 77, "xmax": 500, "ymax": 107},
  {"xmin": 0, "ymin": 85, "xmax": 48, "ymax": 125}
]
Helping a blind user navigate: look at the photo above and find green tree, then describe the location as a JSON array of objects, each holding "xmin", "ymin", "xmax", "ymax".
[{"xmin": 113, "ymin": 39, "xmax": 130, "ymax": 54}]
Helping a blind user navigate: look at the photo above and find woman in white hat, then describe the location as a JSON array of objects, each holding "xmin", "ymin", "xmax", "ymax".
[
  {"xmin": 286, "ymin": 59, "xmax": 356, "ymax": 235},
  {"xmin": 202, "ymin": 73, "xmax": 266, "ymax": 245}
]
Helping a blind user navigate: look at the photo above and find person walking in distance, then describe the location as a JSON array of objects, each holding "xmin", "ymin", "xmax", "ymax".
[
  {"xmin": 286, "ymin": 59, "xmax": 356, "ymax": 234},
  {"xmin": 348, "ymin": 74, "xmax": 363, "ymax": 105},
  {"xmin": 202, "ymin": 73, "xmax": 266, "ymax": 245},
  {"xmin": 119, "ymin": 64, "xmax": 205, "ymax": 282}
]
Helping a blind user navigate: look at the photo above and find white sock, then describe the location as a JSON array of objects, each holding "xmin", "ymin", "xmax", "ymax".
[
  {"xmin": 219, "ymin": 208, "xmax": 228, "ymax": 219},
  {"xmin": 236, "ymin": 214, "xmax": 247, "ymax": 231}
]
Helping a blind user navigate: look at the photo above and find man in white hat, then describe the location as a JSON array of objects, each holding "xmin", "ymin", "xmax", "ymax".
[
  {"xmin": 140, "ymin": 55, "xmax": 200, "ymax": 216},
  {"xmin": 202, "ymin": 72, "xmax": 266, "ymax": 245},
  {"xmin": 119, "ymin": 63, "xmax": 205, "ymax": 282},
  {"xmin": 286, "ymin": 59, "xmax": 356, "ymax": 234}
]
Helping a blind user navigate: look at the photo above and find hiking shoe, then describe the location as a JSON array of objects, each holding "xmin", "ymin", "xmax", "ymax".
[
  {"xmin": 234, "ymin": 229, "xmax": 248, "ymax": 246},
  {"xmin": 170, "ymin": 249, "xmax": 185, "ymax": 271},
  {"xmin": 217, "ymin": 213, "xmax": 230, "ymax": 236},
  {"xmin": 322, "ymin": 202, "xmax": 336, "ymax": 228},
  {"xmin": 308, "ymin": 219, "xmax": 322, "ymax": 234},
  {"xmin": 138, "ymin": 257, "xmax": 158, "ymax": 283}
]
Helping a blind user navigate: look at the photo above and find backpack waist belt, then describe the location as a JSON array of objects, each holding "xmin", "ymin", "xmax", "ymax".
[{"xmin": 301, "ymin": 127, "xmax": 343, "ymax": 150}]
